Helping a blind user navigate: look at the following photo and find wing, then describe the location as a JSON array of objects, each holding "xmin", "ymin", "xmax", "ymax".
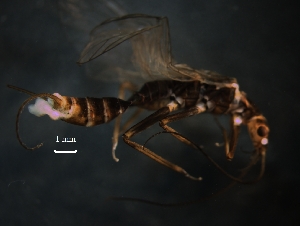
[
  {"xmin": 58, "ymin": 0, "xmax": 127, "ymax": 53},
  {"xmin": 78, "ymin": 14, "xmax": 237, "ymax": 84},
  {"xmin": 77, "ymin": 14, "xmax": 174, "ymax": 81},
  {"xmin": 58, "ymin": 0, "xmax": 142, "ymax": 83}
]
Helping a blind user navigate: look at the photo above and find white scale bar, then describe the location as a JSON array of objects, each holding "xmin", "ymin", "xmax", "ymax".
[{"xmin": 54, "ymin": 150, "xmax": 77, "ymax": 153}]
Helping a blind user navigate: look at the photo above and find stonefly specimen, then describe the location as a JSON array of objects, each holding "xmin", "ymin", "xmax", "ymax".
[{"xmin": 8, "ymin": 14, "xmax": 269, "ymax": 183}]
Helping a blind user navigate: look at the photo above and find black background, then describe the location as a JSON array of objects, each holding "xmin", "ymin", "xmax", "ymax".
[{"xmin": 1, "ymin": 0, "xmax": 299, "ymax": 225}]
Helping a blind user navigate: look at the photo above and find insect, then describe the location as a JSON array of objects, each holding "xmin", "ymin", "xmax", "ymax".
[{"xmin": 8, "ymin": 14, "xmax": 269, "ymax": 183}]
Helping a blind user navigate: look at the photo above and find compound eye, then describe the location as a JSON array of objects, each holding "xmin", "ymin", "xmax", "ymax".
[{"xmin": 257, "ymin": 126, "xmax": 268, "ymax": 137}]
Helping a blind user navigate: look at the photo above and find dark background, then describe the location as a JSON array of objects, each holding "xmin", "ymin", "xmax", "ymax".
[{"xmin": 1, "ymin": 0, "xmax": 299, "ymax": 225}]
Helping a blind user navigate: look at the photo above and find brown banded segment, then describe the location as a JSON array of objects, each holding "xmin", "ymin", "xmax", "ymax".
[
  {"xmin": 103, "ymin": 98, "xmax": 131, "ymax": 123},
  {"xmin": 59, "ymin": 97, "xmax": 131, "ymax": 127},
  {"xmin": 61, "ymin": 97, "xmax": 89, "ymax": 126},
  {"xmin": 85, "ymin": 97, "xmax": 131, "ymax": 126},
  {"xmin": 64, "ymin": 96, "xmax": 73, "ymax": 111},
  {"xmin": 55, "ymin": 96, "xmax": 73, "ymax": 112},
  {"xmin": 85, "ymin": 97, "xmax": 106, "ymax": 126}
]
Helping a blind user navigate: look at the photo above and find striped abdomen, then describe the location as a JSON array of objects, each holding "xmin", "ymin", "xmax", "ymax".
[{"xmin": 28, "ymin": 93, "xmax": 131, "ymax": 127}]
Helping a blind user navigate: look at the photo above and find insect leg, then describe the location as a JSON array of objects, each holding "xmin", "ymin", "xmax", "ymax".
[
  {"xmin": 213, "ymin": 115, "xmax": 266, "ymax": 183},
  {"xmin": 112, "ymin": 82, "xmax": 138, "ymax": 162},
  {"xmin": 215, "ymin": 113, "xmax": 266, "ymax": 179},
  {"xmin": 159, "ymin": 106, "xmax": 265, "ymax": 183},
  {"xmin": 123, "ymin": 102, "xmax": 202, "ymax": 181},
  {"xmin": 112, "ymin": 108, "xmax": 143, "ymax": 161},
  {"xmin": 159, "ymin": 104, "xmax": 207, "ymax": 149},
  {"xmin": 119, "ymin": 108, "xmax": 144, "ymax": 134},
  {"xmin": 214, "ymin": 114, "xmax": 241, "ymax": 160}
]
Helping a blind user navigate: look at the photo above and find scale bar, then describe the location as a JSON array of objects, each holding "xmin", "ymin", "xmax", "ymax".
[{"xmin": 54, "ymin": 150, "xmax": 77, "ymax": 154}]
